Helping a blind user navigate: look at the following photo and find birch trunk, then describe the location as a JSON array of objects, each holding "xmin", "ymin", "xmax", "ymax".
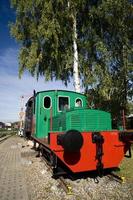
[{"xmin": 73, "ymin": 16, "xmax": 81, "ymax": 93}]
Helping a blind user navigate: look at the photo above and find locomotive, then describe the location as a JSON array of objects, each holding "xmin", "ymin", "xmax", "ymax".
[{"xmin": 24, "ymin": 90, "xmax": 133, "ymax": 176}]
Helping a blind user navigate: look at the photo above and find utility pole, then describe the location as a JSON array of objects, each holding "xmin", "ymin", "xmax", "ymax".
[{"xmin": 19, "ymin": 96, "xmax": 25, "ymax": 132}]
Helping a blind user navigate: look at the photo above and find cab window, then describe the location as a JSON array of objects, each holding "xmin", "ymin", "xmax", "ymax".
[
  {"xmin": 75, "ymin": 98, "xmax": 83, "ymax": 107},
  {"xmin": 28, "ymin": 101, "xmax": 33, "ymax": 108},
  {"xmin": 58, "ymin": 97, "xmax": 69, "ymax": 111},
  {"xmin": 44, "ymin": 96, "xmax": 51, "ymax": 109}
]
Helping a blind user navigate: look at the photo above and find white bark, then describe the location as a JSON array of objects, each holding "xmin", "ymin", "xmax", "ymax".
[
  {"xmin": 73, "ymin": 17, "xmax": 81, "ymax": 93},
  {"xmin": 67, "ymin": 1, "xmax": 81, "ymax": 93}
]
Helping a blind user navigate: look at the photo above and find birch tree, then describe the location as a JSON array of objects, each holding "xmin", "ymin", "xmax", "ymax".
[{"xmin": 10, "ymin": 0, "xmax": 133, "ymax": 117}]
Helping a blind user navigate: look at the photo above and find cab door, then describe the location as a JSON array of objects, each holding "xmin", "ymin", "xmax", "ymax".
[{"xmin": 38, "ymin": 92, "xmax": 55, "ymax": 138}]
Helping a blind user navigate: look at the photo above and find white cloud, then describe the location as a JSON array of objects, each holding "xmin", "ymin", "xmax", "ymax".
[{"xmin": 0, "ymin": 48, "xmax": 75, "ymax": 122}]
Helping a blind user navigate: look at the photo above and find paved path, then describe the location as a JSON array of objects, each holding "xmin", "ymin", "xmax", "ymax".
[{"xmin": 0, "ymin": 136, "xmax": 29, "ymax": 200}]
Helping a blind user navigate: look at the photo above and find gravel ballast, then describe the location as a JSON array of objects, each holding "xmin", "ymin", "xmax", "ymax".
[{"xmin": 20, "ymin": 138, "xmax": 133, "ymax": 200}]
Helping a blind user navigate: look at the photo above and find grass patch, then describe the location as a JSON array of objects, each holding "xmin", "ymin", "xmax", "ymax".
[
  {"xmin": 0, "ymin": 130, "xmax": 17, "ymax": 137},
  {"xmin": 115, "ymin": 148, "xmax": 133, "ymax": 182}
]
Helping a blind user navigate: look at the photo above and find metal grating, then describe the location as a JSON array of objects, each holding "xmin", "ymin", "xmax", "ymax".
[
  {"xmin": 70, "ymin": 114, "xmax": 81, "ymax": 130},
  {"xmin": 69, "ymin": 109, "xmax": 112, "ymax": 132}
]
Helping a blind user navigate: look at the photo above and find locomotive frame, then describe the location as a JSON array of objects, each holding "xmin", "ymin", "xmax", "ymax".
[{"xmin": 24, "ymin": 90, "xmax": 133, "ymax": 177}]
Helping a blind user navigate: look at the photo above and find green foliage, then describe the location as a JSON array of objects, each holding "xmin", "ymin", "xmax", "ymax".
[
  {"xmin": 10, "ymin": 0, "xmax": 74, "ymax": 84},
  {"xmin": 127, "ymin": 101, "xmax": 133, "ymax": 115},
  {"xmin": 82, "ymin": 0, "xmax": 133, "ymax": 121},
  {"xmin": 10, "ymin": 0, "xmax": 133, "ymax": 119},
  {"xmin": 115, "ymin": 148, "xmax": 133, "ymax": 181}
]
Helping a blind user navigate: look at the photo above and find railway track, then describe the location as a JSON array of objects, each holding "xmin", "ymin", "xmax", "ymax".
[
  {"xmin": 39, "ymin": 151, "xmax": 124, "ymax": 195},
  {"xmin": 40, "ymin": 155, "xmax": 73, "ymax": 195},
  {"xmin": 0, "ymin": 135, "xmax": 12, "ymax": 144},
  {"xmin": 22, "ymin": 143, "xmax": 130, "ymax": 200},
  {"xmin": 107, "ymin": 172, "xmax": 125, "ymax": 183}
]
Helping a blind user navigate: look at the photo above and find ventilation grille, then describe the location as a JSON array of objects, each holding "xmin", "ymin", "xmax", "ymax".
[{"xmin": 69, "ymin": 109, "xmax": 111, "ymax": 131}]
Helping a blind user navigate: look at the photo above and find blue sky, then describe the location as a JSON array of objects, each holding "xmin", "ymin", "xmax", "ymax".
[{"xmin": 0, "ymin": 0, "xmax": 74, "ymax": 122}]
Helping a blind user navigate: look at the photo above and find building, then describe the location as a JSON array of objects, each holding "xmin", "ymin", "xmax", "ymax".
[
  {"xmin": 5, "ymin": 123, "xmax": 12, "ymax": 130},
  {"xmin": 0, "ymin": 122, "xmax": 5, "ymax": 129}
]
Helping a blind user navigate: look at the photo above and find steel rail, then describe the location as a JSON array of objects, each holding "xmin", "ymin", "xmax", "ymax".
[
  {"xmin": 0, "ymin": 135, "xmax": 12, "ymax": 144},
  {"xmin": 40, "ymin": 155, "xmax": 72, "ymax": 195}
]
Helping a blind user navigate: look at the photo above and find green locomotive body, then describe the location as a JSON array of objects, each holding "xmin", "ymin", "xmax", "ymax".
[
  {"xmin": 50, "ymin": 109, "xmax": 111, "ymax": 133},
  {"xmin": 24, "ymin": 89, "xmax": 133, "ymax": 175},
  {"xmin": 25, "ymin": 90, "xmax": 112, "ymax": 138}
]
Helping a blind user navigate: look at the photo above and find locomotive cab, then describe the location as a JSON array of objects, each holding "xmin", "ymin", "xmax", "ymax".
[{"xmin": 31, "ymin": 90, "xmax": 88, "ymax": 139}]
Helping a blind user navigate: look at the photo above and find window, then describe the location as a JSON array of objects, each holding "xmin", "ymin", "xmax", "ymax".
[
  {"xmin": 28, "ymin": 101, "xmax": 33, "ymax": 108},
  {"xmin": 75, "ymin": 98, "xmax": 83, "ymax": 107},
  {"xmin": 44, "ymin": 96, "xmax": 51, "ymax": 109},
  {"xmin": 26, "ymin": 100, "xmax": 33, "ymax": 117},
  {"xmin": 58, "ymin": 97, "xmax": 69, "ymax": 111}
]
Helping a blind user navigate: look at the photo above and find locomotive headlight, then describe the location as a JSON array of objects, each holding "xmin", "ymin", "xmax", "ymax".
[{"xmin": 57, "ymin": 130, "xmax": 83, "ymax": 152}]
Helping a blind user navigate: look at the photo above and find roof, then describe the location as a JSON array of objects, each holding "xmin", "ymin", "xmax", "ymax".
[
  {"xmin": 27, "ymin": 90, "xmax": 86, "ymax": 103},
  {"xmin": 36, "ymin": 89, "xmax": 85, "ymax": 96}
]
